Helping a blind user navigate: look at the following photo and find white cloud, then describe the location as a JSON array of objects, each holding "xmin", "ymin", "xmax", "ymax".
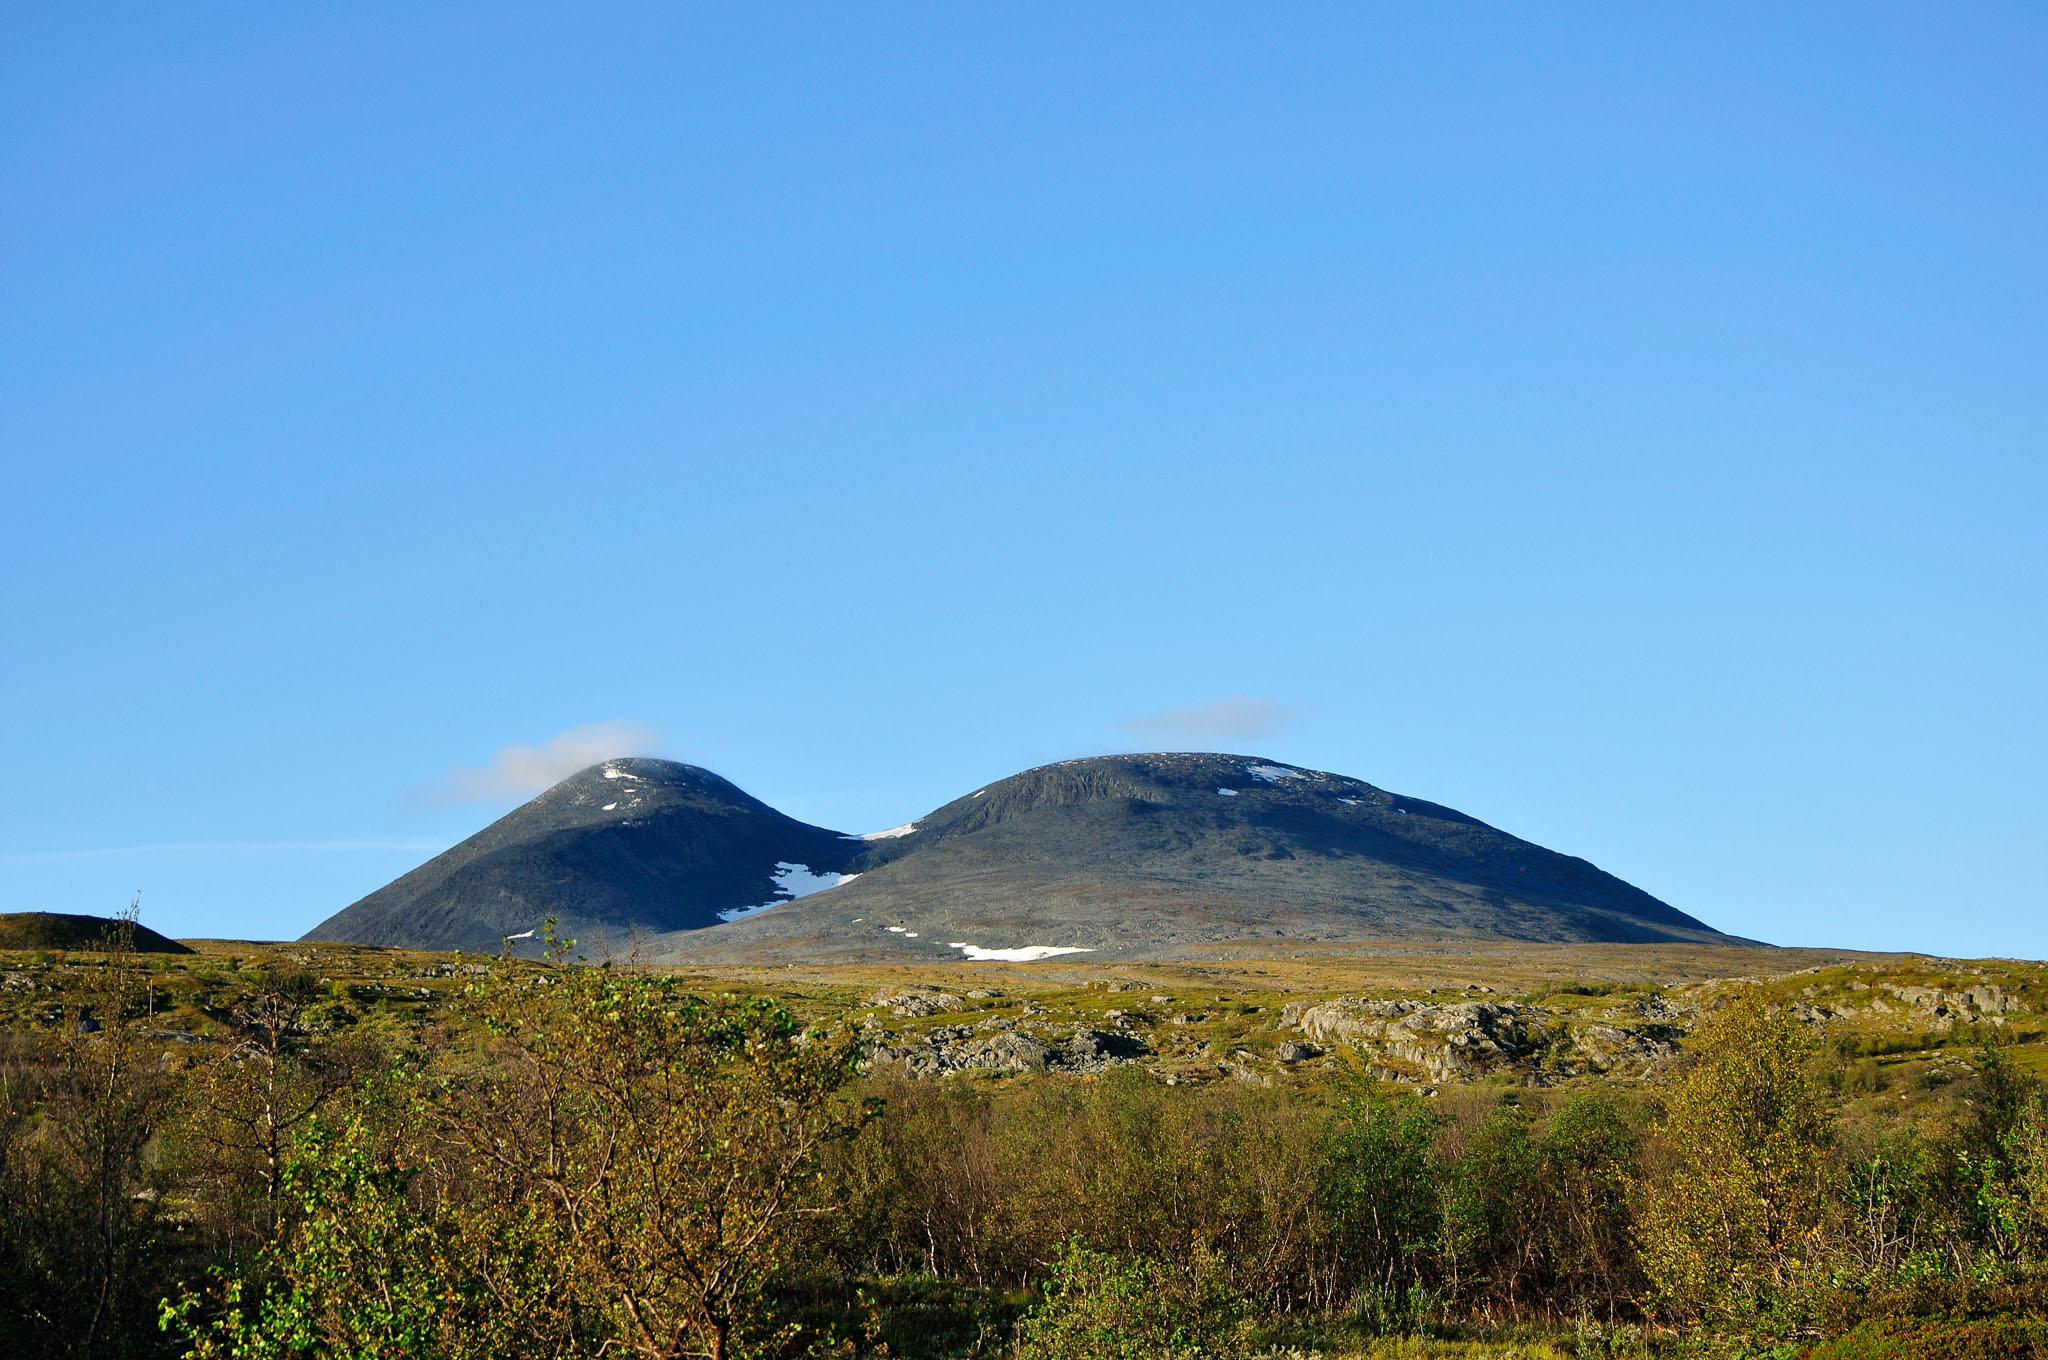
[
  {"xmin": 1117, "ymin": 695, "xmax": 1296, "ymax": 748},
  {"xmin": 425, "ymin": 721, "xmax": 663, "ymax": 805}
]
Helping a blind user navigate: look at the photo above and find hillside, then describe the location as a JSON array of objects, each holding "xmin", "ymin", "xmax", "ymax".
[{"xmin": 0, "ymin": 911, "xmax": 193, "ymax": 954}]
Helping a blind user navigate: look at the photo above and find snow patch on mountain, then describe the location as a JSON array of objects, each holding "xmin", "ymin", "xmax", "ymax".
[
  {"xmin": 716, "ymin": 862, "xmax": 853, "ymax": 923},
  {"xmin": 948, "ymin": 942, "xmax": 1096, "ymax": 962},
  {"xmin": 861, "ymin": 822, "xmax": 920, "ymax": 840}
]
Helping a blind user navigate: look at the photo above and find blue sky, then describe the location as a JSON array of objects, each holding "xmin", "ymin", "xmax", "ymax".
[{"xmin": 2, "ymin": 4, "xmax": 2042, "ymax": 957}]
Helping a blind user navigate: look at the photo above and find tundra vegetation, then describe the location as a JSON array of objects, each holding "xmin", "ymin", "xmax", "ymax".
[{"xmin": 2, "ymin": 915, "xmax": 2046, "ymax": 1358}]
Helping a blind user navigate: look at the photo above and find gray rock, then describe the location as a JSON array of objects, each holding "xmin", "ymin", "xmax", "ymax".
[
  {"xmin": 868, "ymin": 1026, "xmax": 1049, "ymax": 1077},
  {"xmin": 975, "ymin": 1031, "xmax": 1049, "ymax": 1071},
  {"xmin": 1291, "ymin": 997, "xmax": 1416, "ymax": 1046},
  {"xmin": 871, "ymin": 989, "xmax": 965, "ymax": 1018},
  {"xmin": 1286, "ymin": 994, "xmax": 1682, "ymax": 1083},
  {"xmin": 1057, "ymin": 1027, "xmax": 1149, "ymax": 1073},
  {"xmin": 1964, "ymin": 983, "xmax": 2023, "ymax": 1014}
]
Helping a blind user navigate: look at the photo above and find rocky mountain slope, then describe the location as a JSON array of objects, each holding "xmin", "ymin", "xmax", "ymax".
[
  {"xmin": 304, "ymin": 759, "xmax": 860, "ymax": 955},
  {"xmin": 307, "ymin": 753, "xmax": 1737, "ymax": 959},
  {"xmin": 666, "ymin": 753, "xmax": 1734, "ymax": 962}
]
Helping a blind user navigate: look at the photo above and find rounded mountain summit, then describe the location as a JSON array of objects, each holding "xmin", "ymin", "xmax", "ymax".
[{"xmin": 305, "ymin": 754, "xmax": 1742, "ymax": 961}]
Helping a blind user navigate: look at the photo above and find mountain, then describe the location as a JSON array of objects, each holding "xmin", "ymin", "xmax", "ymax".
[
  {"xmin": 305, "ymin": 753, "xmax": 1741, "ymax": 959},
  {"xmin": 664, "ymin": 753, "xmax": 1735, "ymax": 961},
  {"xmin": 303, "ymin": 759, "xmax": 861, "ymax": 955}
]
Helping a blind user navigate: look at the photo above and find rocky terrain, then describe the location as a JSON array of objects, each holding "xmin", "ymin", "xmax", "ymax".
[
  {"xmin": 854, "ymin": 981, "xmax": 1687, "ymax": 1087},
  {"xmin": 308, "ymin": 752, "xmax": 1738, "ymax": 960},
  {"xmin": 845, "ymin": 959, "xmax": 2040, "ymax": 1091},
  {"xmin": 4, "ymin": 930, "xmax": 2039, "ymax": 1104}
]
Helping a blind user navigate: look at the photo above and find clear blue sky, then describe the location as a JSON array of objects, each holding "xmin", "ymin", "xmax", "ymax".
[{"xmin": 3, "ymin": 5, "xmax": 2042, "ymax": 957}]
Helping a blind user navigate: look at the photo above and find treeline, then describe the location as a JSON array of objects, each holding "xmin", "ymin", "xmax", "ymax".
[{"xmin": 2, "ymin": 930, "xmax": 2046, "ymax": 1359}]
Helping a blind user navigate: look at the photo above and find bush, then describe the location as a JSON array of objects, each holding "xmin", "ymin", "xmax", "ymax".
[
  {"xmin": 1317, "ymin": 1078, "xmax": 1443, "ymax": 1311},
  {"xmin": 1016, "ymin": 1242, "xmax": 1244, "ymax": 1360}
]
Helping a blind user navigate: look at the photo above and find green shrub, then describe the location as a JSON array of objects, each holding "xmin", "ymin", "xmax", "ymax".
[
  {"xmin": 1637, "ymin": 988, "xmax": 1832, "ymax": 1321},
  {"xmin": 1017, "ymin": 1242, "xmax": 1243, "ymax": 1360}
]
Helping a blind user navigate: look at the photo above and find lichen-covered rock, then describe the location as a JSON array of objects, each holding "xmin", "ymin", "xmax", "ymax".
[
  {"xmin": 1292, "ymin": 998, "xmax": 1412, "ymax": 1046},
  {"xmin": 1570, "ymin": 1021, "xmax": 1680, "ymax": 1074},
  {"xmin": 868, "ymin": 987, "xmax": 966, "ymax": 1018},
  {"xmin": 868, "ymin": 1026, "xmax": 1049, "ymax": 1076},
  {"xmin": 972, "ymin": 1031, "xmax": 1050, "ymax": 1071},
  {"xmin": 1881, "ymin": 982, "xmax": 2025, "ymax": 1018},
  {"xmin": 1284, "ymin": 994, "xmax": 1679, "ymax": 1082},
  {"xmin": 1057, "ymin": 1027, "xmax": 1149, "ymax": 1073}
]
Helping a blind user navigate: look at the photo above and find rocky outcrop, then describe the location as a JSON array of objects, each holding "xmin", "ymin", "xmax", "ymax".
[
  {"xmin": 866, "ymin": 1020, "xmax": 1149, "ymax": 1078},
  {"xmin": 869, "ymin": 1024, "xmax": 1048, "ymax": 1076},
  {"xmin": 1062, "ymin": 1027, "xmax": 1149, "ymax": 1071},
  {"xmin": 1812, "ymin": 979, "xmax": 2026, "ymax": 1030},
  {"xmin": 1881, "ymin": 982, "xmax": 2023, "ymax": 1020},
  {"xmin": 1281, "ymin": 996, "xmax": 1678, "ymax": 1083},
  {"xmin": 868, "ymin": 987, "xmax": 966, "ymax": 1018},
  {"xmin": 1568, "ymin": 1021, "xmax": 1681, "ymax": 1073},
  {"xmin": 858, "ymin": 971, "xmax": 2029, "ymax": 1087}
]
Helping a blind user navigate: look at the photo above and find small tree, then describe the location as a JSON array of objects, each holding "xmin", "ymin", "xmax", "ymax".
[
  {"xmin": 434, "ymin": 942, "xmax": 875, "ymax": 1360},
  {"xmin": 1637, "ymin": 986, "xmax": 1831, "ymax": 1321},
  {"xmin": 182, "ymin": 966, "xmax": 362, "ymax": 1247}
]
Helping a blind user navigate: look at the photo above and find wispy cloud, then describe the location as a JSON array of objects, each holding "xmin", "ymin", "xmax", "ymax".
[
  {"xmin": 0, "ymin": 841, "xmax": 443, "ymax": 866},
  {"xmin": 418, "ymin": 720, "xmax": 663, "ymax": 805},
  {"xmin": 1117, "ymin": 695, "xmax": 1297, "ymax": 749}
]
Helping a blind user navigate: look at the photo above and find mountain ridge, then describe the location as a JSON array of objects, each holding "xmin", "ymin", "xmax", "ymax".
[{"xmin": 304, "ymin": 753, "xmax": 1744, "ymax": 959}]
